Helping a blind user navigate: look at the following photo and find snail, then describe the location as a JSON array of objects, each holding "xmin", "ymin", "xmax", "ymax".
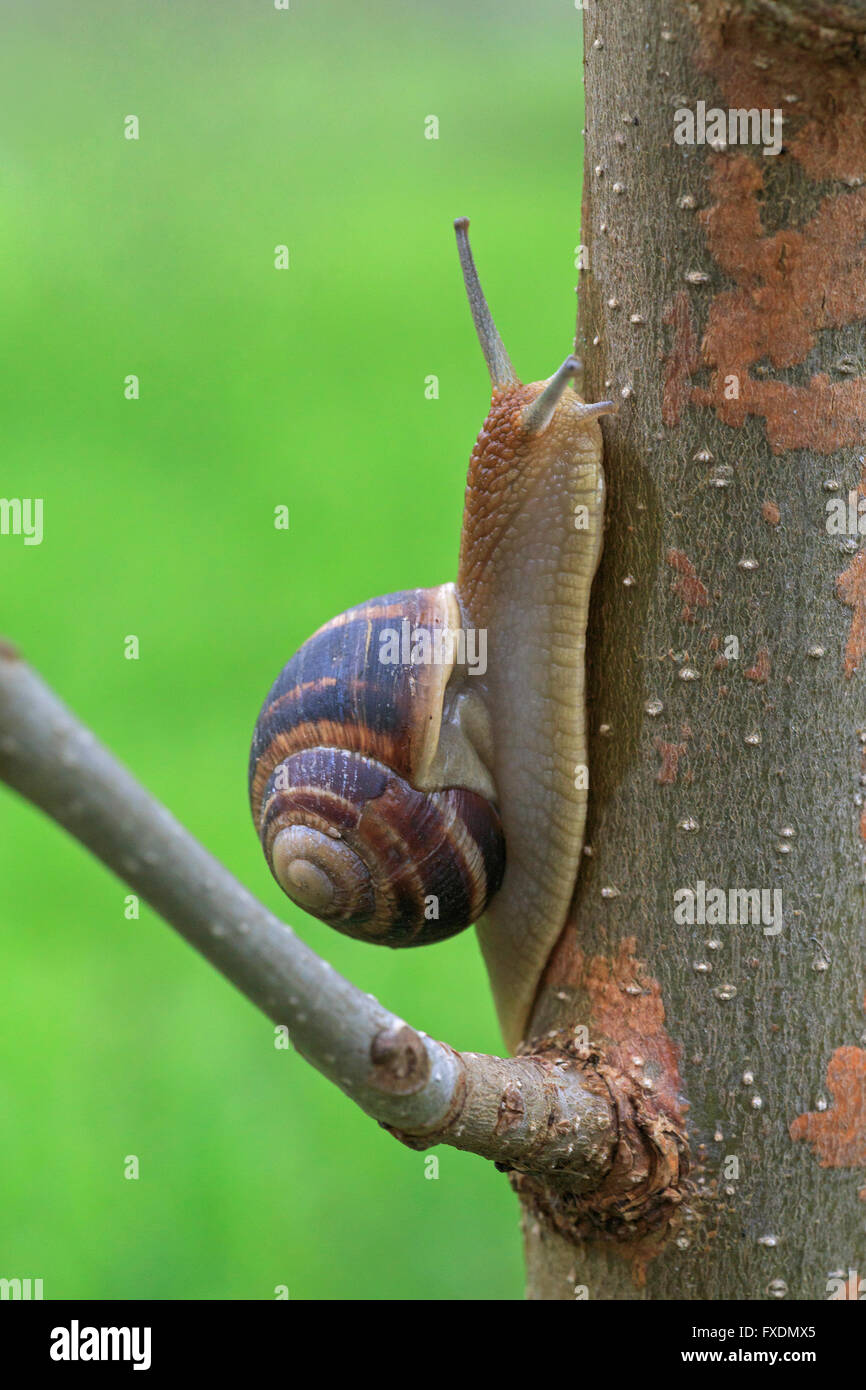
[{"xmin": 249, "ymin": 218, "xmax": 615, "ymax": 1050}]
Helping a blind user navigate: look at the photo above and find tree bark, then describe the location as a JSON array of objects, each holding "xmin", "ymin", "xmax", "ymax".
[{"xmin": 520, "ymin": 0, "xmax": 866, "ymax": 1299}]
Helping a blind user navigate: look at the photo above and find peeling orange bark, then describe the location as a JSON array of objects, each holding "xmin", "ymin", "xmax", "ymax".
[
  {"xmin": 673, "ymin": 11, "xmax": 866, "ymax": 454},
  {"xmin": 790, "ymin": 991, "xmax": 866, "ymax": 1173},
  {"xmin": 697, "ymin": 6, "xmax": 866, "ymax": 182},
  {"xmin": 573, "ymin": 938, "xmax": 687, "ymax": 1133},
  {"xmin": 655, "ymin": 737, "xmax": 689, "ymax": 785},
  {"xmin": 790, "ymin": 1048, "xmax": 866, "ymax": 1171},
  {"xmin": 666, "ymin": 548, "xmax": 709, "ymax": 622},
  {"xmin": 744, "ymin": 648, "xmax": 771, "ymax": 684},
  {"xmin": 690, "ymin": 157, "xmax": 866, "ymax": 453}
]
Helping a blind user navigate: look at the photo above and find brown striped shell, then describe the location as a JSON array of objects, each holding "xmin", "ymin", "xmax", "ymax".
[{"xmin": 248, "ymin": 585, "xmax": 505, "ymax": 946}]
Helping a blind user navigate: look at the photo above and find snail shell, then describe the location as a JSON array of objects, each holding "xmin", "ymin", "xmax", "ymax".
[{"xmin": 249, "ymin": 585, "xmax": 506, "ymax": 946}]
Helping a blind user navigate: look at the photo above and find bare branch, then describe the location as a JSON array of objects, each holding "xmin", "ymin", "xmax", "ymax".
[{"xmin": 0, "ymin": 641, "xmax": 616, "ymax": 1186}]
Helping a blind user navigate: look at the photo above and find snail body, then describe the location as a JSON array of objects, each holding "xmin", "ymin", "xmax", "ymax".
[{"xmin": 249, "ymin": 219, "xmax": 615, "ymax": 1050}]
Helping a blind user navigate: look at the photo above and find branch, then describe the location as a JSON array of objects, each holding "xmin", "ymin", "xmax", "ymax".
[{"xmin": 0, "ymin": 641, "xmax": 616, "ymax": 1188}]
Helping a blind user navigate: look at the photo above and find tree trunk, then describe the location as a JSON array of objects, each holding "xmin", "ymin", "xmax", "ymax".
[{"xmin": 520, "ymin": 0, "xmax": 866, "ymax": 1300}]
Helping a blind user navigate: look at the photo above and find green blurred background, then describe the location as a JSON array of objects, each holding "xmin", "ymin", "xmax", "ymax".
[{"xmin": 0, "ymin": 0, "xmax": 584, "ymax": 1300}]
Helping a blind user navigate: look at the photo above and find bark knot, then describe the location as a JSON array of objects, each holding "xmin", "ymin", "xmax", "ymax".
[
  {"xmin": 511, "ymin": 1031, "xmax": 689, "ymax": 1281},
  {"xmin": 368, "ymin": 1023, "xmax": 431, "ymax": 1095},
  {"xmin": 520, "ymin": 938, "xmax": 692, "ymax": 1282}
]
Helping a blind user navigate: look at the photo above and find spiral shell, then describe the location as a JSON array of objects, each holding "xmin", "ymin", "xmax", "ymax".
[{"xmin": 249, "ymin": 585, "xmax": 505, "ymax": 945}]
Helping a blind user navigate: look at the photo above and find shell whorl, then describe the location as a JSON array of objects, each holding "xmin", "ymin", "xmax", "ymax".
[{"xmin": 249, "ymin": 587, "xmax": 505, "ymax": 946}]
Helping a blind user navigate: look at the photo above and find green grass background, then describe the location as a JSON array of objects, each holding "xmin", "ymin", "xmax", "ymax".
[{"xmin": 0, "ymin": 0, "xmax": 585, "ymax": 1300}]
